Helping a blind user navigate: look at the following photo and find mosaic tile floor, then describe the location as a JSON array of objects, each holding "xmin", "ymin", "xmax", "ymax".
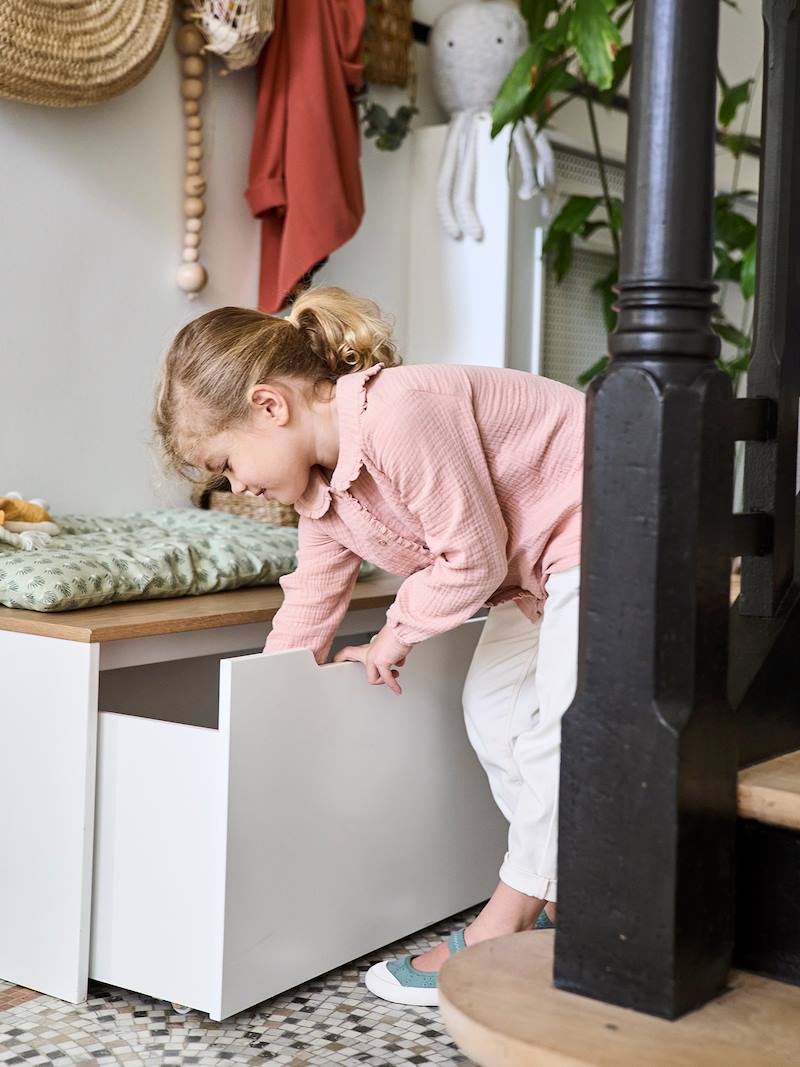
[{"xmin": 0, "ymin": 909, "xmax": 481, "ymax": 1066}]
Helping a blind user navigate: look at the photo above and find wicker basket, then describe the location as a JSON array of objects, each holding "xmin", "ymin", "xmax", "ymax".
[
  {"xmin": 0, "ymin": 0, "xmax": 172, "ymax": 108},
  {"xmin": 191, "ymin": 481, "xmax": 299, "ymax": 527},
  {"xmin": 365, "ymin": 0, "xmax": 413, "ymax": 88}
]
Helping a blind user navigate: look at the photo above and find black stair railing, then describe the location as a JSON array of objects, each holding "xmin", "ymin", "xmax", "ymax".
[
  {"xmin": 739, "ymin": 0, "xmax": 800, "ymax": 621},
  {"xmin": 554, "ymin": 0, "xmax": 800, "ymax": 1021},
  {"xmin": 553, "ymin": 0, "xmax": 739, "ymax": 1020},
  {"xmin": 730, "ymin": 0, "xmax": 800, "ymax": 767}
]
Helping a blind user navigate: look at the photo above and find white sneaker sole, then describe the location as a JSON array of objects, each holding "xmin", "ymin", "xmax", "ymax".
[{"xmin": 364, "ymin": 961, "xmax": 439, "ymax": 1007}]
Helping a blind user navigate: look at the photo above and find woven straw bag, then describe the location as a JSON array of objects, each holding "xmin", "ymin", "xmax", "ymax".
[
  {"xmin": 365, "ymin": 0, "xmax": 413, "ymax": 88},
  {"xmin": 191, "ymin": 479, "xmax": 299, "ymax": 527},
  {"xmin": 0, "ymin": 0, "xmax": 173, "ymax": 108}
]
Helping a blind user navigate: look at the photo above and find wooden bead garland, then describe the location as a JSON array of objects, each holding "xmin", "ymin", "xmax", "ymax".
[{"xmin": 176, "ymin": 5, "xmax": 209, "ymax": 299}]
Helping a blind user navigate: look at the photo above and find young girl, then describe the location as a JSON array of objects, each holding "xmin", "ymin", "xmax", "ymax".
[{"xmin": 154, "ymin": 287, "xmax": 583, "ymax": 1007}]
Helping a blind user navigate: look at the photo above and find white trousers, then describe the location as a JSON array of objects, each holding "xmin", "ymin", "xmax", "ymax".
[{"xmin": 462, "ymin": 566, "xmax": 580, "ymax": 902}]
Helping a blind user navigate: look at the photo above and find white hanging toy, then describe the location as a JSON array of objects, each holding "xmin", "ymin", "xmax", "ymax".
[{"xmin": 430, "ymin": 0, "xmax": 556, "ymax": 241}]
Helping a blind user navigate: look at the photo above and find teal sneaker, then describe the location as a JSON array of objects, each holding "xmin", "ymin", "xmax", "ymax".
[{"xmin": 364, "ymin": 928, "xmax": 467, "ymax": 1006}]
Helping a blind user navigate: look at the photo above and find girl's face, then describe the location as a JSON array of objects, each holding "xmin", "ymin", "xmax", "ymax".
[{"xmin": 194, "ymin": 383, "xmax": 330, "ymax": 506}]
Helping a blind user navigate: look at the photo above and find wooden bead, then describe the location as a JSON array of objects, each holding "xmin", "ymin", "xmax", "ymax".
[
  {"xmin": 176, "ymin": 24, "xmax": 205, "ymax": 56},
  {"xmin": 181, "ymin": 78, "xmax": 204, "ymax": 101},
  {"xmin": 183, "ymin": 100, "xmax": 199, "ymax": 116},
  {"xmin": 184, "ymin": 232, "xmax": 200, "ymax": 248},
  {"xmin": 182, "ymin": 56, "xmax": 204, "ymax": 78},
  {"xmin": 176, "ymin": 261, "xmax": 208, "ymax": 294},
  {"xmin": 186, "ymin": 160, "xmax": 201, "ymax": 175},
  {"xmin": 184, "ymin": 196, "xmax": 206, "ymax": 218},
  {"xmin": 184, "ymin": 174, "xmax": 206, "ymax": 196},
  {"xmin": 186, "ymin": 129, "xmax": 202, "ymax": 146},
  {"xmin": 186, "ymin": 145, "xmax": 203, "ymax": 161},
  {"xmin": 186, "ymin": 217, "xmax": 202, "ymax": 233},
  {"xmin": 187, "ymin": 115, "xmax": 202, "ymax": 130},
  {"xmin": 182, "ymin": 247, "xmax": 199, "ymax": 262}
]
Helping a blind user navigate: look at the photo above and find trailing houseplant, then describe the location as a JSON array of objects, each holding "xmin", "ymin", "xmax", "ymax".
[{"xmin": 491, "ymin": 0, "xmax": 761, "ymax": 386}]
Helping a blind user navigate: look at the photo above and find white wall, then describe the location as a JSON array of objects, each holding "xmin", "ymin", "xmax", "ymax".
[
  {"xmin": 0, "ymin": 0, "xmax": 766, "ymax": 515},
  {"xmin": 0, "ymin": 43, "xmax": 260, "ymax": 514}
]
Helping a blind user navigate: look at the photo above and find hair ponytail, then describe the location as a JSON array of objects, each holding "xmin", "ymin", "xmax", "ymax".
[
  {"xmin": 288, "ymin": 286, "xmax": 399, "ymax": 379},
  {"xmin": 154, "ymin": 285, "xmax": 401, "ymax": 480}
]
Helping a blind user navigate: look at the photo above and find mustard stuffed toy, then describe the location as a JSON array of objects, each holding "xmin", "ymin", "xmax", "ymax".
[{"xmin": 0, "ymin": 492, "xmax": 60, "ymax": 550}]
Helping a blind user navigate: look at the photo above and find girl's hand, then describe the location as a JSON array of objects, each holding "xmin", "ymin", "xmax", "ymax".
[{"xmin": 333, "ymin": 626, "xmax": 413, "ymax": 696}]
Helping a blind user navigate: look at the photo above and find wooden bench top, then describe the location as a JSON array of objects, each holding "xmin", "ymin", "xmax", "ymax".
[{"xmin": 0, "ymin": 572, "xmax": 403, "ymax": 644}]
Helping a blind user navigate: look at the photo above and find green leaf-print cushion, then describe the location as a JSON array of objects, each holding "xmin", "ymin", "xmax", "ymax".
[{"xmin": 0, "ymin": 509, "xmax": 373, "ymax": 613}]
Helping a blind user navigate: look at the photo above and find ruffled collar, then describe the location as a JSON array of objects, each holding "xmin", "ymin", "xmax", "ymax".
[{"xmin": 293, "ymin": 364, "xmax": 383, "ymax": 519}]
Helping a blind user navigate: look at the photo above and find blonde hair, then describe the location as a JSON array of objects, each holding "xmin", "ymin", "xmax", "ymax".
[{"xmin": 154, "ymin": 286, "xmax": 400, "ymax": 479}]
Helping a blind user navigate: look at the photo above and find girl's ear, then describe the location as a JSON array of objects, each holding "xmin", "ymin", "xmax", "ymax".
[{"xmin": 249, "ymin": 384, "xmax": 291, "ymax": 426}]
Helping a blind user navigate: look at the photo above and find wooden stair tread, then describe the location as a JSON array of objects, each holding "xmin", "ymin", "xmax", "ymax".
[
  {"xmin": 738, "ymin": 750, "xmax": 800, "ymax": 830},
  {"xmin": 439, "ymin": 930, "xmax": 800, "ymax": 1067}
]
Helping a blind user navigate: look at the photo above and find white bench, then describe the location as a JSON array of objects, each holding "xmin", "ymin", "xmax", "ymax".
[{"xmin": 0, "ymin": 575, "xmax": 505, "ymax": 1019}]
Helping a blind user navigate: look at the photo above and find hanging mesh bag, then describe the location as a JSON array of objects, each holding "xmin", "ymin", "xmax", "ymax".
[{"xmin": 188, "ymin": 0, "xmax": 275, "ymax": 72}]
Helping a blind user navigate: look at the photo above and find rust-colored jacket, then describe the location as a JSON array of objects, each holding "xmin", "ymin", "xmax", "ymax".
[{"xmin": 245, "ymin": 0, "xmax": 366, "ymax": 313}]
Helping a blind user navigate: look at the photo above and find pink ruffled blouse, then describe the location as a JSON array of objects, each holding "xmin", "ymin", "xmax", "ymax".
[{"xmin": 265, "ymin": 363, "xmax": 585, "ymax": 662}]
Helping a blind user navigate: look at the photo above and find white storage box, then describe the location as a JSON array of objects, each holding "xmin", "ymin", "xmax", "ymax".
[{"xmin": 90, "ymin": 619, "xmax": 507, "ymax": 1020}]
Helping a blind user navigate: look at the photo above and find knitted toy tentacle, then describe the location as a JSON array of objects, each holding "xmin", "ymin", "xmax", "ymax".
[
  {"xmin": 513, "ymin": 121, "xmax": 537, "ymax": 200},
  {"xmin": 437, "ymin": 110, "xmax": 468, "ymax": 240},
  {"xmin": 453, "ymin": 110, "xmax": 483, "ymax": 241}
]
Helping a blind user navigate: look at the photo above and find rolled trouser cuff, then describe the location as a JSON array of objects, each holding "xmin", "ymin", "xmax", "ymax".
[{"xmin": 499, "ymin": 852, "xmax": 557, "ymax": 902}]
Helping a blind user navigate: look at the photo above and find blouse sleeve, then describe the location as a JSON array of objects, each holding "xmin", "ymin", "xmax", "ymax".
[{"xmin": 264, "ymin": 516, "xmax": 362, "ymax": 664}]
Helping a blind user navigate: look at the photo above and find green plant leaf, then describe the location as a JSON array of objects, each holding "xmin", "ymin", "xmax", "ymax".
[
  {"xmin": 542, "ymin": 195, "xmax": 606, "ymax": 280},
  {"xmin": 491, "ymin": 43, "xmax": 541, "ymax": 137},
  {"xmin": 715, "ymin": 199, "xmax": 756, "ymax": 250},
  {"xmin": 539, "ymin": 11, "xmax": 573, "ymax": 53},
  {"xmin": 525, "ymin": 56, "xmax": 576, "ymax": 126},
  {"xmin": 713, "ymin": 245, "xmax": 742, "ymax": 283},
  {"xmin": 713, "ymin": 317, "xmax": 750, "ymax": 351},
  {"xmin": 607, "ymin": 196, "xmax": 623, "ymax": 233},
  {"xmin": 544, "ymin": 230, "xmax": 575, "ymax": 281},
  {"xmin": 599, "ymin": 42, "xmax": 632, "ymax": 103},
  {"xmin": 740, "ymin": 238, "xmax": 757, "ymax": 300},
  {"xmin": 577, "ymin": 355, "xmax": 610, "ymax": 385},
  {"xmin": 521, "ymin": 0, "xmax": 561, "ymax": 39},
  {"xmin": 549, "ymin": 194, "xmax": 603, "ymax": 235},
  {"xmin": 568, "ymin": 0, "xmax": 622, "ymax": 90},
  {"xmin": 720, "ymin": 132, "xmax": 760, "ymax": 158},
  {"xmin": 718, "ymin": 78, "xmax": 753, "ymax": 128},
  {"xmin": 592, "ymin": 267, "xmax": 619, "ymax": 332}
]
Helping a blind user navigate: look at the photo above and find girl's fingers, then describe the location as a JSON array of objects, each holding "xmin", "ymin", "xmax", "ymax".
[
  {"xmin": 333, "ymin": 644, "xmax": 369, "ymax": 664},
  {"xmin": 379, "ymin": 664, "xmax": 402, "ymax": 696}
]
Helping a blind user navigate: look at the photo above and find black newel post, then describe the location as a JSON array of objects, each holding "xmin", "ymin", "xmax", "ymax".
[{"xmin": 554, "ymin": 0, "xmax": 738, "ymax": 1020}]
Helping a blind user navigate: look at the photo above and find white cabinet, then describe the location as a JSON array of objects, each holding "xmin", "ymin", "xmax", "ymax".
[{"xmin": 406, "ymin": 116, "xmax": 545, "ymax": 372}]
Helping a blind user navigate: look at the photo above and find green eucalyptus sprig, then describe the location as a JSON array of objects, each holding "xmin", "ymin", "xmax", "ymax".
[{"xmin": 354, "ymin": 87, "xmax": 418, "ymax": 151}]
